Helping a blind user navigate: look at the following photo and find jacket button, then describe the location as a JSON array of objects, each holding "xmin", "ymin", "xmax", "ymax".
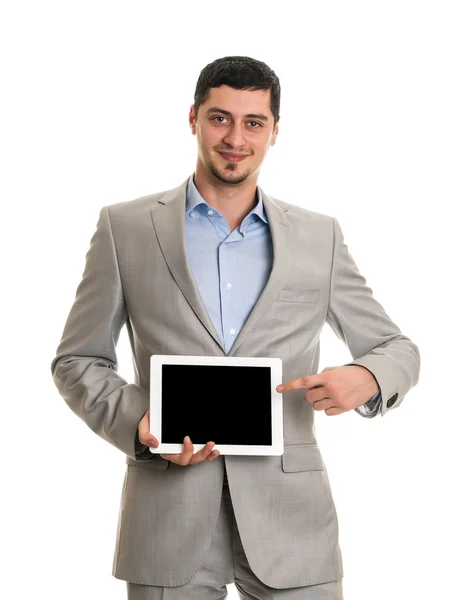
[{"xmin": 387, "ymin": 393, "xmax": 399, "ymax": 408}]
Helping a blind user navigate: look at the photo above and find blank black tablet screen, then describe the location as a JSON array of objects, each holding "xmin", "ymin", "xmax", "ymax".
[{"xmin": 160, "ymin": 364, "xmax": 272, "ymax": 446}]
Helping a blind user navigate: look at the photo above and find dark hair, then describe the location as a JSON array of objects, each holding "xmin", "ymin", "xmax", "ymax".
[{"xmin": 193, "ymin": 56, "xmax": 280, "ymax": 131}]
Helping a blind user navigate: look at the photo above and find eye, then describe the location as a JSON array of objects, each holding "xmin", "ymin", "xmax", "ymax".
[{"xmin": 211, "ymin": 116, "xmax": 262, "ymax": 128}]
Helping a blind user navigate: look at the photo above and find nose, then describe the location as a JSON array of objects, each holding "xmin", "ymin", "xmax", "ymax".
[{"xmin": 222, "ymin": 121, "xmax": 246, "ymax": 149}]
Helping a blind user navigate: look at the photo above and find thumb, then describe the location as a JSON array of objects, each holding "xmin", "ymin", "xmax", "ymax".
[{"xmin": 138, "ymin": 409, "xmax": 157, "ymax": 445}]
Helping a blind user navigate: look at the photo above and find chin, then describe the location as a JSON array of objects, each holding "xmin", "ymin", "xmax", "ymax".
[{"xmin": 211, "ymin": 165, "xmax": 251, "ymax": 185}]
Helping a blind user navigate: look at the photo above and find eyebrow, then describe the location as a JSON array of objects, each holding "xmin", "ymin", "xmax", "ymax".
[{"xmin": 206, "ymin": 107, "xmax": 269, "ymax": 122}]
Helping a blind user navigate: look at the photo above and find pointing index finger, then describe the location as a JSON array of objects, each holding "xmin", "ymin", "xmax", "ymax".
[
  {"xmin": 277, "ymin": 374, "xmax": 324, "ymax": 393},
  {"xmin": 276, "ymin": 377, "xmax": 306, "ymax": 393}
]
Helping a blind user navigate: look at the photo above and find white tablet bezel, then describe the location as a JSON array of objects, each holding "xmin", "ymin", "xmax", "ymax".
[{"xmin": 149, "ymin": 354, "xmax": 283, "ymax": 456}]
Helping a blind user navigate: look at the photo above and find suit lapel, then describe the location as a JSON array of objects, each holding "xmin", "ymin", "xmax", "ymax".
[{"xmin": 150, "ymin": 176, "xmax": 293, "ymax": 356}]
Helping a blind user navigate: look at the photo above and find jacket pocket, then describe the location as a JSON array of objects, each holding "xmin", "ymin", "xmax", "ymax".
[
  {"xmin": 281, "ymin": 443, "xmax": 325, "ymax": 472},
  {"xmin": 126, "ymin": 454, "xmax": 170, "ymax": 470}
]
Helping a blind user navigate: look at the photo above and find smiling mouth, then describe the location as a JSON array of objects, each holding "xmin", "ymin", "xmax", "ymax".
[{"xmin": 218, "ymin": 152, "xmax": 248, "ymax": 162}]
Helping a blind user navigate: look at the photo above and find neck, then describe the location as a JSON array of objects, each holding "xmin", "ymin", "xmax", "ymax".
[{"xmin": 193, "ymin": 164, "xmax": 259, "ymax": 228}]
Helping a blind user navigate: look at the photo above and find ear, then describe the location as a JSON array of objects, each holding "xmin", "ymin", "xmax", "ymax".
[
  {"xmin": 271, "ymin": 121, "xmax": 279, "ymax": 145},
  {"xmin": 189, "ymin": 105, "xmax": 196, "ymax": 135}
]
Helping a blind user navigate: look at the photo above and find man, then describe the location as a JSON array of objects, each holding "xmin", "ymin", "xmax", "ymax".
[{"xmin": 51, "ymin": 56, "xmax": 420, "ymax": 599}]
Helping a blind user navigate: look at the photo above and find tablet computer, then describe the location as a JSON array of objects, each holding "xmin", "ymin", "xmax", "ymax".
[{"xmin": 148, "ymin": 354, "xmax": 283, "ymax": 456}]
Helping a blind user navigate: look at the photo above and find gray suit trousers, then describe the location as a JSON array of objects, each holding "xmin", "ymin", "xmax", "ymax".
[{"xmin": 126, "ymin": 461, "xmax": 344, "ymax": 600}]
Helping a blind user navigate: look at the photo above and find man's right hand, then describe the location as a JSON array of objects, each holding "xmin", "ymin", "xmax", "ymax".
[{"xmin": 138, "ymin": 408, "xmax": 220, "ymax": 466}]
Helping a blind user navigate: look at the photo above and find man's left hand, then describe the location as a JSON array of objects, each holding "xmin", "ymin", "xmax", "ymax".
[{"xmin": 276, "ymin": 365, "xmax": 379, "ymax": 416}]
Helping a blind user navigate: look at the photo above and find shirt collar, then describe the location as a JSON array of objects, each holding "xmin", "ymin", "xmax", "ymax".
[{"xmin": 185, "ymin": 173, "xmax": 268, "ymax": 225}]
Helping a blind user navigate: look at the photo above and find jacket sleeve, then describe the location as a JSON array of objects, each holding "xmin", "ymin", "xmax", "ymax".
[
  {"xmin": 50, "ymin": 205, "xmax": 151, "ymax": 460},
  {"xmin": 327, "ymin": 217, "xmax": 421, "ymax": 417}
]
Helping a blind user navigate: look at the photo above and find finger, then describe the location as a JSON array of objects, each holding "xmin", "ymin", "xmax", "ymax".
[
  {"xmin": 325, "ymin": 406, "xmax": 347, "ymax": 416},
  {"xmin": 160, "ymin": 436, "xmax": 193, "ymax": 465},
  {"xmin": 205, "ymin": 449, "xmax": 220, "ymax": 460},
  {"xmin": 312, "ymin": 398, "xmax": 335, "ymax": 411},
  {"xmin": 161, "ymin": 439, "xmax": 220, "ymax": 465},
  {"xmin": 138, "ymin": 410, "xmax": 158, "ymax": 447},
  {"xmin": 305, "ymin": 387, "xmax": 329, "ymax": 404},
  {"xmin": 161, "ymin": 436, "xmax": 193, "ymax": 466},
  {"xmin": 143, "ymin": 430, "xmax": 159, "ymax": 447},
  {"xmin": 143, "ymin": 432, "xmax": 159, "ymax": 448},
  {"xmin": 190, "ymin": 441, "xmax": 216, "ymax": 465},
  {"xmin": 179, "ymin": 435, "xmax": 195, "ymax": 465},
  {"xmin": 137, "ymin": 409, "xmax": 149, "ymax": 439},
  {"xmin": 277, "ymin": 373, "xmax": 325, "ymax": 393}
]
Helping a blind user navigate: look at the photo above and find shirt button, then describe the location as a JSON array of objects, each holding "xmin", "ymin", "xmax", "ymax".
[
  {"xmin": 189, "ymin": 212, "xmax": 195, "ymax": 217},
  {"xmin": 207, "ymin": 209, "xmax": 213, "ymax": 215},
  {"xmin": 226, "ymin": 283, "xmax": 232, "ymax": 289},
  {"xmin": 229, "ymin": 329, "xmax": 236, "ymax": 335}
]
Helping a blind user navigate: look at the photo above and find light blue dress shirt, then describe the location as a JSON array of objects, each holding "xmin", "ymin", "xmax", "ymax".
[{"xmin": 185, "ymin": 173, "xmax": 381, "ymax": 416}]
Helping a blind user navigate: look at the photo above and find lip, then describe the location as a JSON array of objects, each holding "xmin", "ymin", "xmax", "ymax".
[{"xmin": 219, "ymin": 152, "xmax": 248, "ymax": 162}]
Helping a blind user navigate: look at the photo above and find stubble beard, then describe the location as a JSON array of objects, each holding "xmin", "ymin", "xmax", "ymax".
[{"xmin": 209, "ymin": 159, "xmax": 252, "ymax": 185}]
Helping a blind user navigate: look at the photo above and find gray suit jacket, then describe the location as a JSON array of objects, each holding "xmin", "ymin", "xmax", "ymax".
[{"xmin": 50, "ymin": 175, "xmax": 420, "ymax": 589}]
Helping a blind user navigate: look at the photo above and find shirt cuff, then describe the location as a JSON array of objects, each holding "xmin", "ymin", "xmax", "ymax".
[{"xmin": 355, "ymin": 391, "xmax": 382, "ymax": 418}]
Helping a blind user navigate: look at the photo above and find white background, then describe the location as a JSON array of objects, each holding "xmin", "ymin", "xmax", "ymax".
[{"xmin": 1, "ymin": 1, "xmax": 452, "ymax": 599}]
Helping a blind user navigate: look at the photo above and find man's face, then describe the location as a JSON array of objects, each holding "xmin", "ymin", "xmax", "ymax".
[{"xmin": 189, "ymin": 85, "xmax": 279, "ymax": 185}]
